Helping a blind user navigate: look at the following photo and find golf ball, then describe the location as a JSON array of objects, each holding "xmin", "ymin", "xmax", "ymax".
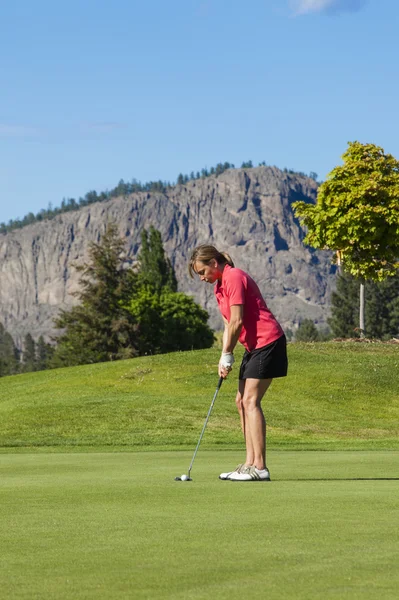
[{"xmin": 181, "ymin": 474, "xmax": 188, "ymax": 481}]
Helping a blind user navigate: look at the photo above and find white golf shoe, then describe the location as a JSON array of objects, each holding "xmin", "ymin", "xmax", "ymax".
[
  {"xmin": 227, "ymin": 466, "xmax": 271, "ymax": 481},
  {"xmin": 219, "ymin": 464, "xmax": 244, "ymax": 480}
]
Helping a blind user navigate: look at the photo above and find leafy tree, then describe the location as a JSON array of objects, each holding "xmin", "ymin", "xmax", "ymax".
[
  {"xmin": 137, "ymin": 227, "xmax": 177, "ymax": 293},
  {"xmin": 52, "ymin": 223, "xmax": 138, "ymax": 366},
  {"xmin": 159, "ymin": 292, "xmax": 214, "ymax": 351},
  {"xmin": 128, "ymin": 289, "xmax": 214, "ymax": 354},
  {"xmin": 295, "ymin": 319, "xmax": 320, "ymax": 342},
  {"xmin": 128, "ymin": 228, "xmax": 214, "ymax": 354},
  {"xmin": 294, "ymin": 141, "xmax": 399, "ymax": 336},
  {"xmin": 22, "ymin": 333, "xmax": 36, "ymax": 372}
]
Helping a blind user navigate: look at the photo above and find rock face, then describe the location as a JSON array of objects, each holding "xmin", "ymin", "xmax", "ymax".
[{"xmin": 0, "ymin": 166, "xmax": 336, "ymax": 346}]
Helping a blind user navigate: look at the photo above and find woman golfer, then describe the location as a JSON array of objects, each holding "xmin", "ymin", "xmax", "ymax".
[{"xmin": 189, "ymin": 245, "xmax": 288, "ymax": 481}]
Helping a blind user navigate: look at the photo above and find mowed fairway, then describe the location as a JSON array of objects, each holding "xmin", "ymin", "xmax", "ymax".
[
  {"xmin": 1, "ymin": 450, "xmax": 399, "ymax": 600},
  {"xmin": 1, "ymin": 342, "xmax": 398, "ymax": 598}
]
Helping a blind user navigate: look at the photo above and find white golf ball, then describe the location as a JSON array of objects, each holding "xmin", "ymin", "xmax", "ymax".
[{"xmin": 181, "ymin": 474, "xmax": 188, "ymax": 481}]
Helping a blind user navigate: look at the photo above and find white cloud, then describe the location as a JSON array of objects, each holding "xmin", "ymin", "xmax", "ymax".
[{"xmin": 292, "ymin": 0, "xmax": 367, "ymax": 15}]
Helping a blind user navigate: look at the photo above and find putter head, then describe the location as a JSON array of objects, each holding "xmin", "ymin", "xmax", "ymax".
[{"xmin": 174, "ymin": 476, "xmax": 192, "ymax": 481}]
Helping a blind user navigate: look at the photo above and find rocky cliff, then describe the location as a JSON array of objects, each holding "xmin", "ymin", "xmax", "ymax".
[{"xmin": 0, "ymin": 166, "xmax": 336, "ymax": 346}]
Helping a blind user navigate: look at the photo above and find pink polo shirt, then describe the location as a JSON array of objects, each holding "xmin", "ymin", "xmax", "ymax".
[{"xmin": 214, "ymin": 265, "xmax": 284, "ymax": 352}]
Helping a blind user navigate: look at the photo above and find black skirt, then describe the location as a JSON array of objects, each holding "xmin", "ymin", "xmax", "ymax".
[{"xmin": 239, "ymin": 335, "xmax": 288, "ymax": 380}]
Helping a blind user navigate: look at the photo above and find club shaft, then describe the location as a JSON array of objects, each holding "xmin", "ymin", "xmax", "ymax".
[{"xmin": 187, "ymin": 377, "xmax": 223, "ymax": 477}]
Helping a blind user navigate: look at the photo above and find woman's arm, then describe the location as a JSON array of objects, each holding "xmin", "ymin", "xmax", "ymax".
[
  {"xmin": 219, "ymin": 305, "xmax": 243, "ymax": 378},
  {"xmin": 222, "ymin": 305, "xmax": 243, "ymax": 353}
]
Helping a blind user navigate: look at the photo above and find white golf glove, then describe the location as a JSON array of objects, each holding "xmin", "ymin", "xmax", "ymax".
[{"xmin": 220, "ymin": 352, "xmax": 235, "ymax": 369}]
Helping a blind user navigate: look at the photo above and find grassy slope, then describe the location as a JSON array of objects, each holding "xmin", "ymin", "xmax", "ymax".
[{"xmin": 0, "ymin": 342, "xmax": 398, "ymax": 451}]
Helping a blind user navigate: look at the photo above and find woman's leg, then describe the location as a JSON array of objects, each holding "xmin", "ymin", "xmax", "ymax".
[
  {"xmin": 241, "ymin": 378, "xmax": 272, "ymax": 470},
  {"xmin": 235, "ymin": 380, "xmax": 254, "ymax": 465}
]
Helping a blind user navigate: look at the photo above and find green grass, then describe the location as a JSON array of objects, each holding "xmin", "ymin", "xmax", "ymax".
[
  {"xmin": 1, "ymin": 343, "xmax": 398, "ymax": 598},
  {"xmin": 0, "ymin": 342, "xmax": 398, "ymax": 451},
  {"xmin": 1, "ymin": 450, "xmax": 398, "ymax": 599}
]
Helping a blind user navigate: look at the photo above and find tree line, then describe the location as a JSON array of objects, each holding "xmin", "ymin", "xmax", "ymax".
[
  {"xmin": 0, "ymin": 327, "xmax": 54, "ymax": 377},
  {"xmin": 0, "ymin": 162, "xmax": 318, "ymax": 235},
  {"xmin": 0, "ymin": 225, "xmax": 214, "ymax": 376},
  {"xmin": 285, "ymin": 270, "xmax": 399, "ymax": 342},
  {"xmin": 2, "ymin": 255, "xmax": 398, "ymax": 378}
]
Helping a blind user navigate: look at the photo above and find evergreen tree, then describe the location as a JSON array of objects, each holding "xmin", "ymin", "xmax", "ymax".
[
  {"xmin": 329, "ymin": 272, "xmax": 399, "ymax": 339},
  {"xmin": 295, "ymin": 319, "xmax": 320, "ymax": 342},
  {"xmin": 22, "ymin": 333, "xmax": 36, "ymax": 372},
  {"xmin": 36, "ymin": 336, "xmax": 54, "ymax": 371},
  {"xmin": 328, "ymin": 273, "xmax": 360, "ymax": 337},
  {"xmin": 0, "ymin": 324, "xmax": 19, "ymax": 376},
  {"xmin": 52, "ymin": 223, "xmax": 138, "ymax": 367},
  {"xmin": 366, "ymin": 275, "xmax": 399, "ymax": 339},
  {"xmin": 137, "ymin": 227, "xmax": 177, "ymax": 293}
]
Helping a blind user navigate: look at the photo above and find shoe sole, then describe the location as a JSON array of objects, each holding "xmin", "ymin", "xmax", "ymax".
[{"xmin": 226, "ymin": 477, "xmax": 271, "ymax": 482}]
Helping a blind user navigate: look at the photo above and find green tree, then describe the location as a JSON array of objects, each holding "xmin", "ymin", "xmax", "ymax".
[
  {"xmin": 293, "ymin": 141, "xmax": 399, "ymax": 336},
  {"xmin": 328, "ymin": 273, "xmax": 361, "ymax": 338},
  {"xmin": 36, "ymin": 336, "xmax": 54, "ymax": 371},
  {"xmin": 22, "ymin": 333, "xmax": 36, "ymax": 372},
  {"xmin": 0, "ymin": 324, "xmax": 19, "ymax": 376},
  {"xmin": 128, "ymin": 289, "xmax": 214, "ymax": 354},
  {"xmin": 158, "ymin": 292, "xmax": 214, "ymax": 352},
  {"xmin": 128, "ymin": 228, "xmax": 214, "ymax": 354},
  {"xmin": 329, "ymin": 272, "xmax": 399, "ymax": 339},
  {"xmin": 52, "ymin": 223, "xmax": 138, "ymax": 367},
  {"xmin": 137, "ymin": 227, "xmax": 177, "ymax": 293},
  {"xmin": 295, "ymin": 319, "xmax": 320, "ymax": 342}
]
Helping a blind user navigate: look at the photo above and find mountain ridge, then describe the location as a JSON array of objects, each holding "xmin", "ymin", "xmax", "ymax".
[{"xmin": 0, "ymin": 166, "xmax": 336, "ymax": 346}]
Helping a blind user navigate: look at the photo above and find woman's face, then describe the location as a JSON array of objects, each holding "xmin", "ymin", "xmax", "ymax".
[{"xmin": 194, "ymin": 259, "xmax": 220, "ymax": 284}]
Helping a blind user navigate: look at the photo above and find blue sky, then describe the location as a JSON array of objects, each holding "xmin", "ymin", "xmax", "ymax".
[{"xmin": 1, "ymin": 0, "xmax": 398, "ymax": 224}]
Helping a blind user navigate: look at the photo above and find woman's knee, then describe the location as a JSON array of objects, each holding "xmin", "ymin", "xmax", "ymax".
[
  {"xmin": 242, "ymin": 392, "xmax": 260, "ymax": 412},
  {"xmin": 235, "ymin": 391, "xmax": 244, "ymax": 412}
]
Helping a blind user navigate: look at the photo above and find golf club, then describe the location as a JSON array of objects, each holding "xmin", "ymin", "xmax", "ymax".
[{"xmin": 175, "ymin": 376, "xmax": 223, "ymax": 481}]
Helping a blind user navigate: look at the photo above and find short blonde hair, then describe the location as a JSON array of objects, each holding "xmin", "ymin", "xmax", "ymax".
[{"xmin": 188, "ymin": 245, "xmax": 234, "ymax": 278}]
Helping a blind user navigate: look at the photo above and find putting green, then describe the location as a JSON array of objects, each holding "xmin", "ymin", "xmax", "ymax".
[{"xmin": 1, "ymin": 450, "xmax": 398, "ymax": 599}]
